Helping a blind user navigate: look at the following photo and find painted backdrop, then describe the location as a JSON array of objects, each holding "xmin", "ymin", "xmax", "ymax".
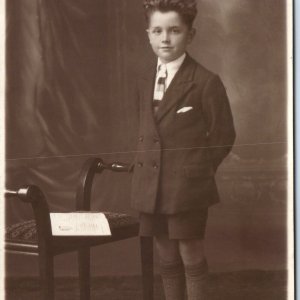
[{"xmin": 6, "ymin": 0, "xmax": 287, "ymax": 276}]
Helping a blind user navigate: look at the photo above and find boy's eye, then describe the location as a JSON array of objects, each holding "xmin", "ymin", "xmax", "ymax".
[
  {"xmin": 151, "ymin": 28, "xmax": 162, "ymax": 35},
  {"xmin": 149, "ymin": 27, "xmax": 181, "ymax": 35},
  {"xmin": 171, "ymin": 28, "xmax": 180, "ymax": 34}
]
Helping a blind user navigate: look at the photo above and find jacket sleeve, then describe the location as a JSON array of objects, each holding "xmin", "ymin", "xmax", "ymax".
[{"xmin": 201, "ymin": 75, "xmax": 236, "ymax": 171}]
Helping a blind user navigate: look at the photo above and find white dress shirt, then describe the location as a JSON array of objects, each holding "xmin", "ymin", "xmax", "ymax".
[{"xmin": 155, "ymin": 53, "xmax": 186, "ymax": 92}]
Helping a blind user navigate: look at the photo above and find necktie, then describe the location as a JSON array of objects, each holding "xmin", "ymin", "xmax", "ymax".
[{"xmin": 153, "ymin": 64, "xmax": 167, "ymax": 112}]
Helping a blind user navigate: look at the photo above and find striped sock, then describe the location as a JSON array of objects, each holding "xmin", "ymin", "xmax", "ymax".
[
  {"xmin": 185, "ymin": 259, "xmax": 208, "ymax": 300},
  {"xmin": 159, "ymin": 259, "xmax": 185, "ymax": 300}
]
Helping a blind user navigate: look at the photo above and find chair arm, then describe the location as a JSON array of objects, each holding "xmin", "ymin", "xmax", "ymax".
[
  {"xmin": 97, "ymin": 160, "xmax": 131, "ymax": 172},
  {"xmin": 75, "ymin": 157, "xmax": 132, "ymax": 211},
  {"xmin": 5, "ymin": 186, "xmax": 45, "ymax": 204},
  {"xmin": 5, "ymin": 185, "xmax": 53, "ymax": 252}
]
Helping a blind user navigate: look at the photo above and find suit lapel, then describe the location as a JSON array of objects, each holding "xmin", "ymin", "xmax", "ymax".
[
  {"xmin": 155, "ymin": 55, "xmax": 196, "ymax": 123},
  {"xmin": 139, "ymin": 54, "xmax": 197, "ymax": 125}
]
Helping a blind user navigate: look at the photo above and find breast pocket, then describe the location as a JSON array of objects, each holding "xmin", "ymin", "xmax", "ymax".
[{"xmin": 175, "ymin": 109, "xmax": 198, "ymax": 127}]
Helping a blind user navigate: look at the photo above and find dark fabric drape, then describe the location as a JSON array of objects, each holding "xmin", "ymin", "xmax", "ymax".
[{"xmin": 6, "ymin": 0, "xmax": 151, "ymax": 221}]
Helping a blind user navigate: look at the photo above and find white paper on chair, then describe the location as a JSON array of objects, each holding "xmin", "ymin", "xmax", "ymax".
[{"xmin": 50, "ymin": 212, "xmax": 111, "ymax": 236}]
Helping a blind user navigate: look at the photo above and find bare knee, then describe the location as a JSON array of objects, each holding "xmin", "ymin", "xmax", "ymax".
[
  {"xmin": 179, "ymin": 239, "xmax": 205, "ymax": 265},
  {"xmin": 155, "ymin": 235, "xmax": 180, "ymax": 263}
]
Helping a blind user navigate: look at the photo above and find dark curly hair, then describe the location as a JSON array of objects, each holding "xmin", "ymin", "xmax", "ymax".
[{"xmin": 143, "ymin": 0, "xmax": 197, "ymax": 28}]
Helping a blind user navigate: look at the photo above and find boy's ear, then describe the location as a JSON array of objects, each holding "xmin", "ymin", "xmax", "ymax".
[
  {"xmin": 146, "ymin": 29, "xmax": 151, "ymax": 41},
  {"xmin": 188, "ymin": 28, "xmax": 196, "ymax": 44}
]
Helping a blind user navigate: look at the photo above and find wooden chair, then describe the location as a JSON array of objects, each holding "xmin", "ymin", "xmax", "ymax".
[{"xmin": 5, "ymin": 157, "xmax": 154, "ymax": 300}]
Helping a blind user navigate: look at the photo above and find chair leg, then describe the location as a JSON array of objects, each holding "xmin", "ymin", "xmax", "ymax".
[
  {"xmin": 140, "ymin": 236, "xmax": 154, "ymax": 300},
  {"xmin": 78, "ymin": 248, "xmax": 91, "ymax": 300},
  {"xmin": 38, "ymin": 253, "xmax": 54, "ymax": 300}
]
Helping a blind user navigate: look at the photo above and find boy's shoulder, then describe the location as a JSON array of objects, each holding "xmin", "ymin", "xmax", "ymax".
[
  {"xmin": 186, "ymin": 54, "xmax": 217, "ymax": 82},
  {"xmin": 137, "ymin": 57, "xmax": 157, "ymax": 79}
]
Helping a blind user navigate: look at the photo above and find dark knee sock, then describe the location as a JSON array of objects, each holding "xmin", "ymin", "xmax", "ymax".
[
  {"xmin": 159, "ymin": 259, "xmax": 185, "ymax": 300},
  {"xmin": 185, "ymin": 259, "xmax": 208, "ymax": 300}
]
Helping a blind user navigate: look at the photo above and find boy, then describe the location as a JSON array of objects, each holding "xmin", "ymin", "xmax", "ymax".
[{"xmin": 131, "ymin": 0, "xmax": 236, "ymax": 299}]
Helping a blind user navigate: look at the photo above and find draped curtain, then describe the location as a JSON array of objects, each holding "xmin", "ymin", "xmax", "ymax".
[{"xmin": 6, "ymin": 0, "xmax": 150, "ymax": 222}]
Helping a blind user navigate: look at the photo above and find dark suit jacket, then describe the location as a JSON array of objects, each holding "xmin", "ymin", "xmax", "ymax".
[{"xmin": 131, "ymin": 54, "xmax": 236, "ymax": 214}]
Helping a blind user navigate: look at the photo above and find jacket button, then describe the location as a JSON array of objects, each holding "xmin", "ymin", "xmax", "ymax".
[
  {"xmin": 139, "ymin": 136, "xmax": 144, "ymax": 142},
  {"xmin": 153, "ymin": 138, "xmax": 159, "ymax": 143},
  {"xmin": 153, "ymin": 163, "xmax": 158, "ymax": 169},
  {"xmin": 137, "ymin": 162, "xmax": 143, "ymax": 167}
]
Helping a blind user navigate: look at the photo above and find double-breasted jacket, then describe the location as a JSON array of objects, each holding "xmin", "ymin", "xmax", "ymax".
[{"xmin": 131, "ymin": 54, "xmax": 236, "ymax": 214}]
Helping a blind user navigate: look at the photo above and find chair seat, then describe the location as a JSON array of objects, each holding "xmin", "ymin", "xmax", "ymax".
[
  {"xmin": 6, "ymin": 220, "xmax": 37, "ymax": 244},
  {"xmin": 5, "ymin": 212, "xmax": 139, "ymax": 255}
]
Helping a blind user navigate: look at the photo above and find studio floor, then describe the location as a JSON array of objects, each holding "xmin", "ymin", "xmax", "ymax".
[{"xmin": 5, "ymin": 270, "xmax": 287, "ymax": 300}]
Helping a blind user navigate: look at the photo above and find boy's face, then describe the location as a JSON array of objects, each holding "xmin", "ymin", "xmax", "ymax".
[{"xmin": 147, "ymin": 11, "xmax": 195, "ymax": 64}]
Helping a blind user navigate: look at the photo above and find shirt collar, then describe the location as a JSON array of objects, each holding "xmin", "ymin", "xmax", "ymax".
[{"xmin": 157, "ymin": 53, "xmax": 186, "ymax": 73}]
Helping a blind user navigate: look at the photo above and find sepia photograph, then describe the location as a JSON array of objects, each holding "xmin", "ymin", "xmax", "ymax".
[{"xmin": 4, "ymin": 0, "xmax": 293, "ymax": 299}]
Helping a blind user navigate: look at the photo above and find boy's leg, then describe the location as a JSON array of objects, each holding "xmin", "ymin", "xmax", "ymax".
[
  {"xmin": 156, "ymin": 235, "xmax": 185, "ymax": 300},
  {"xmin": 179, "ymin": 239, "xmax": 208, "ymax": 300}
]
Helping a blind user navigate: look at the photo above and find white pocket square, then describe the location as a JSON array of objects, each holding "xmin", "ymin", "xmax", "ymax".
[{"xmin": 177, "ymin": 106, "xmax": 193, "ymax": 114}]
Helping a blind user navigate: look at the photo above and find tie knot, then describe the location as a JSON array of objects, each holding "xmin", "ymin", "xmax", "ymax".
[{"xmin": 158, "ymin": 64, "xmax": 167, "ymax": 77}]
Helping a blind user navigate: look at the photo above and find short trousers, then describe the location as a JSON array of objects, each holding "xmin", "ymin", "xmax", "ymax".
[{"xmin": 139, "ymin": 208, "xmax": 208, "ymax": 240}]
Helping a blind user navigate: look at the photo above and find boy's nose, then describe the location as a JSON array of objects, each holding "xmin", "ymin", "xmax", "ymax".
[{"xmin": 161, "ymin": 31, "xmax": 170, "ymax": 43}]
